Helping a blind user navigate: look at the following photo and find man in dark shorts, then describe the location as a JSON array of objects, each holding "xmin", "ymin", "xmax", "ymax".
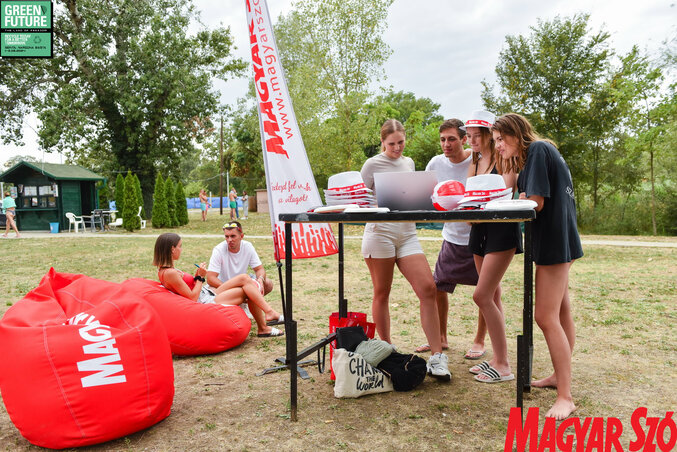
[{"xmin": 419, "ymin": 119, "xmax": 482, "ymax": 357}]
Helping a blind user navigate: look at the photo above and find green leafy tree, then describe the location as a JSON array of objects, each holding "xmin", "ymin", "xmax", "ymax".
[
  {"xmin": 123, "ymin": 171, "xmax": 140, "ymax": 231},
  {"xmin": 115, "ymin": 173, "xmax": 125, "ymax": 214},
  {"xmin": 133, "ymin": 173, "xmax": 145, "ymax": 219},
  {"xmin": 0, "ymin": 0, "xmax": 246, "ymax": 212},
  {"xmin": 165, "ymin": 177, "xmax": 178, "ymax": 227},
  {"xmin": 175, "ymin": 181, "xmax": 189, "ymax": 226},
  {"xmin": 152, "ymin": 173, "xmax": 169, "ymax": 228},
  {"xmin": 482, "ymin": 14, "xmax": 612, "ymax": 197}
]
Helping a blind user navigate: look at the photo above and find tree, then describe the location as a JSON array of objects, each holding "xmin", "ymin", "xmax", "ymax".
[
  {"xmin": 0, "ymin": 0, "xmax": 246, "ymax": 212},
  {"xmin": 165, "ymin": 177, "xmax": 178, "ymax": 227},
  {"xmin": 151, "ymin": 173, "xmax": 168, "ymax": 228},
  {"xmin": 122, "ymin": 171, "xmax": 140, "ymax": 231},
  {"xmin": 114, "ymin": 173, "xmax": 125, "ymax": 213},
  {"xmin": 133, "ymin": 173, "xmax": 145, "ymax": 219},
  {"xmin": 482, "ymin": 14, "xmax": 612, "ymax": 196},
  {"xmin": 2, "ymin": 155, "xmax": 37, "ymax": 169},
  {"xmin": 175, "ymin": 181, "xmax": 189, "ymax": 226}
]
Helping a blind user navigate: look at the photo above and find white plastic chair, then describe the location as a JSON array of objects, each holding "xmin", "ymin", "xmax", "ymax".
[
  {"xmin": 108, "ymin": 212, "xmax": 123, "ymax": 230},
  {"xmin": 137, "ymin": 206, "xmax": 146, "ymax": 229},
  {"xmin": 65, "ymin": 212, "xmax": 85, "ymax": 233}
]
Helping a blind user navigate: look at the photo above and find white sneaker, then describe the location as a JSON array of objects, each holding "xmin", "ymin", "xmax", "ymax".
[
  {"xmin": 427, "ymin": 352, "xmax": 451, "ymax": 382},
  {"xmin": 241, "ymin": 302, "xmax": 254, "ymax": 319}
]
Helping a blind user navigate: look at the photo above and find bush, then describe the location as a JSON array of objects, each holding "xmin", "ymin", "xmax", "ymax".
[
  {"xmin": 165, "ymin": 177, "xmax": 178, "ymax": 227},
  {"xmin": 133, "ymin": 174, "xmax": 145, "ymax": 219},
  {"xmin": 122, "ymin": 171, "xmax": 141, "ymax": 231},
  {"xmin": 175, "ymin": 182, "xmax": 189, "ymax": 226},
  {"xmin": 152, "ymin": 173, "xmax": 169, "ymax": 228},
  {"xmin": 115, "ymin": 173, "xmax": 125, "ymax": 214}
]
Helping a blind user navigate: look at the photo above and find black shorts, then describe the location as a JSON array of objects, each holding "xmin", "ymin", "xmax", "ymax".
[
  {"xmin": 469, "ymin": 222, "xmax": 523, "ymax": 257},
  {"xmin": 433, "ymin": 240, "xmax": 479, "ymax": 293}
]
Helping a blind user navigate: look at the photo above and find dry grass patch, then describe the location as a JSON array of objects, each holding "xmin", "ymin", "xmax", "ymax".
[{"xmin": 0, "ymin": 212, "xmax": 675, "ymax": 450}]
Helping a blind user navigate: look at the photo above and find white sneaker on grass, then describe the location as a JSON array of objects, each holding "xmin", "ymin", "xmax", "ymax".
[
  {"xmin": 241, "ymin": 302, "xmax": 254, "ymax": 319},
  {"xmin": 427, "ymin": 352, "xmax": 451, "ymax": 382}
]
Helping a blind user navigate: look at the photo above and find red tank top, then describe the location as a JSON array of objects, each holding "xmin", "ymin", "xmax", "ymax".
[{"xmin": 159, "ymin": 268, "xmax": 195, "ymax": 290}]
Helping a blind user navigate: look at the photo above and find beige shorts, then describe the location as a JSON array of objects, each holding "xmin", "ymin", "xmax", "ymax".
[{"xmin": 361, "ymin": 223, "xmax": 423, "ymax": 259}]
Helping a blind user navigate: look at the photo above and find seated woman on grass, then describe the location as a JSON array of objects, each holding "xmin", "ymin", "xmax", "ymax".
[{"xmin": 153, "ymin": 232, "xmax": 283, "ymax": 337}]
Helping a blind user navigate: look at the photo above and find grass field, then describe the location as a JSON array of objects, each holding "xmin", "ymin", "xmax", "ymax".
[{"xmin": 0, "ymin": 211, "xmax": 675, "ymax": 451}]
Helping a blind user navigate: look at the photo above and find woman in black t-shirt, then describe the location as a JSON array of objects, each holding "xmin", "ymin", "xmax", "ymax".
[{"xmin": 492, "ymin": 114, "xmax": 583, "ymax": 421}]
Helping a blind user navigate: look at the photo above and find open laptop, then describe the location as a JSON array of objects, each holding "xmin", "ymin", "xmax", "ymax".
[{"xmin": 374, "ymin": 170, "xmax": 438, "ymax": 211}]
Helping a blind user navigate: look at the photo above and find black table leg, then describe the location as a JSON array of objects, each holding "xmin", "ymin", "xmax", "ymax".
[
  {"xmin": 517, "ymin": 221, "xmax": 534, "ymax": 414},
  {"xmin": 284, "ymin": 222, "xmax": 297, "ymax": 421},
  {"xmin": 338, "ymin": 223, "xmax": 347, "ymax": 317}
]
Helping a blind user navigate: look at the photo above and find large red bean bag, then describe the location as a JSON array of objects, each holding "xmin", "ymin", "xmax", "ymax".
[
  {"xmin": 0, "ymin": 268, "xmax": 174, "ymax": 449},
  {"xmin": 122, "ymin": 278, "xmax": 251, "ymax": 356}
]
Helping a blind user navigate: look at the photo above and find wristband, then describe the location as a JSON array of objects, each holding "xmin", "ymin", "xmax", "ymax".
[{"xmin": 193, "ymin": 275, "xmax": 205, "ymax": 282}]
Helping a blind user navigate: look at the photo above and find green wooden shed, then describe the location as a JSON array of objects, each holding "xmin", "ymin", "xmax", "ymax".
[{"xmin": 0, "ymin": 161, "xmax": 105, "ymax": 231}]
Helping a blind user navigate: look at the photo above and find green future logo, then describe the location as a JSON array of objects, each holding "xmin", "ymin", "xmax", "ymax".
[
  {"xmin": 1, "ymin": 0, "xmax": 53, "ymax": 58},
  {"xmin": 2, "ymin": 2, "xmax": 49, "ymax": 27}
]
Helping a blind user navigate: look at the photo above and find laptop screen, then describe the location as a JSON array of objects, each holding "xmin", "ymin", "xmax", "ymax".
[{"xmin": 374, "ymin": 170, "xmax": 438, "ymax": 211}]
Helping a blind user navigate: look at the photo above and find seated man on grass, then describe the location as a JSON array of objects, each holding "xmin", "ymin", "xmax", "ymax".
[{"xmin": 206, "ymin": 221, "xmax": 280, "ymax": 324}]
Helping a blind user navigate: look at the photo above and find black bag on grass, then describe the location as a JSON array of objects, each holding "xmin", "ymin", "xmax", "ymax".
[
  {"xmin": 335, "ymin": 326, "xmax": 368, "ymax": 352},
  {"xmin": 377, "ymin": 352, "xmax": 426, "ymax": 391}
]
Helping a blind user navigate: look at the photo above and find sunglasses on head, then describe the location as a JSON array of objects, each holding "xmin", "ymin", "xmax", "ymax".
[{"xmin": 223, "ymin": 222, "xmax": 242, "ymax": 232}]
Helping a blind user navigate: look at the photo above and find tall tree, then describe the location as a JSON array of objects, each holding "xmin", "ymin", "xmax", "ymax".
[
  {"xmin": 133, "ymin": 173, "xmax": 145, "ymax": 219},
  {"xmin": 152, "ymin": 173, "xmax": 168, "ymax": 228},
  {"xmin": 0, "ymin": 0, "xmax": 245, "ymax": 212},
  {"xmin": 122, "ymin": 171, "xmax": 141, "ymax": 231},
  {"xmin": 482, "ymin": 14, "xmax": 612, "ymax": 195},
  {"xmin": 165, "ymin": 177, "xmax": 177, "ymax": 227},
  {"xmin": 115, "ymin": 173, "xmax": 125, "ymax": 214},
  {"xmin": 175, "ymin": 181, "xmax": 189, "ymax": 226}
]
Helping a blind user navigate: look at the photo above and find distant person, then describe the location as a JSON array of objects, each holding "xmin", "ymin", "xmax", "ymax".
[
  {"xmin": 2, "ymin": 191, "xmax": 20, "ymax": 238},
  {"xmin": 465, "ymin": 110, "xmax": 521, "ymax": 385},
  {"xmin": 153, "ymin": 232, "xmax": 283, "ymax": 337},
  {"xmin": 199, "ymin": 189, "xmax": 210, "ymax": 222},
  {"xmin": 229, "ymin": 188, "xmax": 239, "ymax": 220},
  {"xmin": 493, "ymin": 113, "xmax": 583, "ymax": 419},
  {"xmin": 419, "ymin": 119, "xmax": 479, "ymax": 357},
  {"xmin": 360, "ymin": 118, "xmax": 451, "ymax": 381},
  {"xmin": 241, "ymin": 191, "xmax": 249, "ymax": 220},
  {"xmin": 206, "ymin": 221, "xmax": 278, "ymax": 323}
]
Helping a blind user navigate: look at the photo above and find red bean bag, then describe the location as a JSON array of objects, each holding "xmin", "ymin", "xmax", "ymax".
[
  {"xmin": 122, "ymin": 278, "xmax": 251, "ymax": 356},
  {"xmin": 0, "ymin": 268, "xmax": 174, "ymax": 449}
]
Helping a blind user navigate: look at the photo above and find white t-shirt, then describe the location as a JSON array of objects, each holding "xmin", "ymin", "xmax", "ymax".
[
  {"xmin": 425, "ymin": 153, "xmax": 473, "ymax": 245},
  {"xmin": 208, "ymin": 240, "xmax": 262, "ymax": 283}
]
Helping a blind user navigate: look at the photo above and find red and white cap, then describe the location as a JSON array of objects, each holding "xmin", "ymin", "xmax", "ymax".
[
  {"xmin": 460, "ymin": 110, "xmax": 496, "ymax": 131},
  {"xmin": 457, "ymin": 174, "xmax": 512, "ymax": 205},
  {"xmin": 327, "ymin": 171, "xmax": 367, "ymax": 192}
]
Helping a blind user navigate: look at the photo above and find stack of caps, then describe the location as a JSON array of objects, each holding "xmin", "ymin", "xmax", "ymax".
[
  {"xmin": 324, "ymin": 171, "xmax": 377, "ymax": 207},
  {"xmin": 456, "ymin": 174, "xmax": 513, "ymax": 210}
]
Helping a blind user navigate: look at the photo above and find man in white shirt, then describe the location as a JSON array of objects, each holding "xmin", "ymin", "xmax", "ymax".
[
  {"xmin": 207, "ymin": 221, "xmax": 276, "ymax": 321},
  {"xmin": 418, "ymin": 119, "xmax": 481, "ymax": 357}
]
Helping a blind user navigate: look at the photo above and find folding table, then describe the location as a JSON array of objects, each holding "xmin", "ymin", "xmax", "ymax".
[{"xmin": 277, "ymin": 209, "xmax": 535, "ymax": 421}]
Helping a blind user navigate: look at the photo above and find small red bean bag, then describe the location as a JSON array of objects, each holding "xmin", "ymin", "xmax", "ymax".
[
  {"xmin": 0, "ymin": 268, "xmax": 174, "ymax": 449},
  {"xmin": 122, "ymin": 278, "xmax": 250, "ymax": 356}
]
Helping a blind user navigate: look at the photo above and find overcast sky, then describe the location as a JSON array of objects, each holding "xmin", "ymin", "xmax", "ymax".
[{"xmin": 2, "ymin": 0, "xmax": 675, "ymax": 166}]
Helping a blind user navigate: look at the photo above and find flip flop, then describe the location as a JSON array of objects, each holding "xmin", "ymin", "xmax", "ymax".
[
  {"xmin": 414, "ymin": 343, "xmax": 449, "ymax": 353},
  {"xmin": 469, "ymin": 361, "xmax": 491, "ymax": 375},
  {"xmin": 464, "ymin": 349, "xmax": 486, "ymax": 360},
  {"xmin": 474, "ymin": 366, "xmax": 514, "ymax": 383},
  {"xmin": 257, "ymin": 327, "xmax": 284, "ymax": 337},
  {"xmin": 266, "ymin": 314, "xmax": 284, "ymax": 326}
]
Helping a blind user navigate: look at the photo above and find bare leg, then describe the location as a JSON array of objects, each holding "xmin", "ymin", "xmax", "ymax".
[
  {"xmin": 534, "ymin": 262, "xmax": 576, "ymax": 420},
  {"xmin": 6, "ymin": 214, "xmax": 19, "ymax": 237},
  {"xmin": 364, "ymin": 257, "xmax": 395, "ymax": 343},
  {"xmin": 472, "ymin": 250, "xmax": 514, "ymax": 379},
  {"xmin": 397, "ymin": 254, "xmax": 443, "ymax": 355},
  {"xmin": 213, "ymin": 274, "xmax": 281, "ymax": 322},
  {"xmin": 436, "ymin": 291, "xmax": 449, "ymax": 349}
]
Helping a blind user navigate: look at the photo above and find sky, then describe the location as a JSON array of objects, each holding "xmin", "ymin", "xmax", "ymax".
[{"xmin": 2, "ymin": 0, "xmax": 675, "ymax": 167}]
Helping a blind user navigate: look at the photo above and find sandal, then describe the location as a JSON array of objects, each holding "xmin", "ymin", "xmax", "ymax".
[
  {"xmin": 469, "ymin": 361, "xmax": 491, "ymax": 375},
  {"xmin": 415, "ymin": 343, "xmax": 449, "ymax": 353},
  {"xmin": 464, "ymin": 348, "xmax": 486, "ymax": 360},
  {"xmin": 474, "ymin": 365, "xmax": 514, "ymax": 383},
  {"xmin": 257, "ymin": 327, "xmax": 284, "ymax": 337},
  {"xmin": 266, "ymin": 313, "xmax": 284, "ymax": 326}
]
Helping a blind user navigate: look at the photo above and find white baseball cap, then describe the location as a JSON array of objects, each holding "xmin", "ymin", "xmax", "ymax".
[{"xmin": 460, "ymin": 110, "xmax": 496, "ymax": 131}]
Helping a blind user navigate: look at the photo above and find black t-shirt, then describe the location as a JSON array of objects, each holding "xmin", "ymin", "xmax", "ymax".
[{"xmin": 517, "ymin": 141, "xmax": 583, "ymax": 265}]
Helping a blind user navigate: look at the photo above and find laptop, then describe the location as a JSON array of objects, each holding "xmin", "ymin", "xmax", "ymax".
[{"xmin": 374, "ymin": 170, "xmax": 438, "ymax": 211}]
